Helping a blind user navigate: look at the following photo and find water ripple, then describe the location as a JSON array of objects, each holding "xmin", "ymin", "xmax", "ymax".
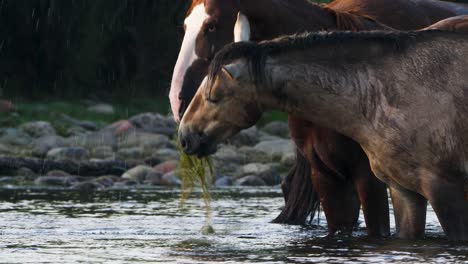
[{"xmin": 0, "ymin": 187, "xmax": 466, "ymax": 263}]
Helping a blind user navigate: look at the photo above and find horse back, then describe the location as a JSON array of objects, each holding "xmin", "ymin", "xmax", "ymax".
[{"xmin": 327, "ymin": 0, "xmax": 468, "ymax": 30}]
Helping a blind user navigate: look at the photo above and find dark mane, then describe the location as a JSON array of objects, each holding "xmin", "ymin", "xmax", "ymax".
[{"xmin": 207, "ymin": 30, "xmax": 442, "ymax": 88}]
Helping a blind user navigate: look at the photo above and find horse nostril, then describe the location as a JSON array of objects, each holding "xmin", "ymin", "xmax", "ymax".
[
  {"xmin": 179, "ymin": 132, "xmax": 204, "ymax": 155},
  {"xmin": 180, "ymin": 138, "xmax": 189, "ymax": 151}
]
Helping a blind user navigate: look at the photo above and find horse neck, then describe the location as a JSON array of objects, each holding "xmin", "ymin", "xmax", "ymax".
[
  {"xmin": 241, "ymin": 0, "xmax": 387, "ymax": 40},
  {"xmin": 240, "ymin": 0, "xmax": 335, "ymax": 40},
  {"xmin": 257, "ymin": 42, "xmax": 404, "ymax": 143}
]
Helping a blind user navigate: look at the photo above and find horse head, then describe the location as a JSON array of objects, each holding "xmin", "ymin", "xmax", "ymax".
[
  {"xmin": 179, "ymin": 61, "xmax": 262, "ymax": 157},
  {"xmin": 170, "ymin": 0, "xmax": 252, "ymax": 122}
]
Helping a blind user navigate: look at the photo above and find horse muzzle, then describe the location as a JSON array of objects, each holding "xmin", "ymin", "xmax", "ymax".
[{"xmin": 178, "ymin": 129, "xmax": 216, "ymax": 157}]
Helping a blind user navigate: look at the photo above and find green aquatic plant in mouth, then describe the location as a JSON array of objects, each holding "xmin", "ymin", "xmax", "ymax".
[{"xmin": 175, "ymin": 136, "xmax": 215, "ymax": 234}]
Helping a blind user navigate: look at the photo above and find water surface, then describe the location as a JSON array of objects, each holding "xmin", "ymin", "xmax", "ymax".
[{"xmin": 0, "ymin": 187, "xmax": 466, "ymax": 263}]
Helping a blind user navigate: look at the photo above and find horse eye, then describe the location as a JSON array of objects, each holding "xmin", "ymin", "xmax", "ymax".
[
  {"xmin": 206, "ymin": 97, "xmax": 220, "ymax": 104},
  {"xmin": 207, "ymin": 24, "xmax": 216, "ymax": 33}
]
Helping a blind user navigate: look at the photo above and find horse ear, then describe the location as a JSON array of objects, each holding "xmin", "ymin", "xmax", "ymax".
[
  {"xmin": 234, "ymin": 12, "xmax": 251, "ymax": 42},
  {"xmin": 222, "ymin": 63, "xmax": 242, "ymax": 80}
]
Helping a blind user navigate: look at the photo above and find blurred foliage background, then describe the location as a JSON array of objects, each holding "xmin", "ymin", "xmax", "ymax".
[{"xmin": 0, "ymin": 0, "xmax": 466, "ymax": 104}]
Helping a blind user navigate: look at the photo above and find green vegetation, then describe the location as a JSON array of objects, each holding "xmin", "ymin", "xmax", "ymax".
[
  {"xmin": 176, "ymin": 138, "xmax": 215, "ymax": 233},
  {"xmin": 259, "ymin": 111, "xmax": 289, "ymax": 126},
  {"xmin": 177, "ymin": 143, "xmax": 214, "ymax": 208}
]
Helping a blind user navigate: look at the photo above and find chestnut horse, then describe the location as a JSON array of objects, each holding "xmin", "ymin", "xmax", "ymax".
[
  {"xmin": 423, "ymin": 15, "xmax": 468, "ymax": 32},
  {"xmin": 179, "ymin": 30, "xmax": 468, "ymax": 240},
  {"xmin": 170, "ymin": 0, "xmax": 468, "ymax": 236}
]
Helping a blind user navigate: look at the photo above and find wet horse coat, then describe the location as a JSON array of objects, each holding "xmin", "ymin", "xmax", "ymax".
[
  {"xmin": 179, "ymin": 30, "xmax": 468, "ymax": 240},
  {"xmin": 170, "ymin": 0, "xmax": 468, "ymax": 236}
]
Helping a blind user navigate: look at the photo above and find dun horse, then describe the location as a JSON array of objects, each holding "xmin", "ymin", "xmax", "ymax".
[
  {"xmin": 170, "ymin": 0, "xmax": 468, "ymax": 236},
  {"xmin": 179, "ymin": 30, "xmax": 468, "ymax": 241}
]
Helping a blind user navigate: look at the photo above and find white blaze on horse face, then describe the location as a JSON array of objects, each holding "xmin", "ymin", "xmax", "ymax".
[
  {"xmin": 234, "ymin": 12, "xmax": 251, "ymax": 42},
  {"xmin": 170, "ymin": 4, "xmax": 209, "ymax": 122}
]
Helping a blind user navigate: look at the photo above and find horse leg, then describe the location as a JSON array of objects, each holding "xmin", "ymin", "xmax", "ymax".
[
  {"xmin": 310, "ymin": 150, "xmax": 360, "ymax": 235},
  {"xmin": 425, "ymin": 178, "xmax": 468, "ymax": 241},
  {"xmin": 273, "ymin": 149, "xmax": 319, "ymax": 224},
  {"xmin": 389, "ymin": 184, "xmax": 427, "ymax": 239},
  {"xmin": 351, "ymin": 152, "xmax": 390, "ymax": 237}
]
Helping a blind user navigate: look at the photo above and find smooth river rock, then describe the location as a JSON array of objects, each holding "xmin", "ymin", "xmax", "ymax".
[
  {"xmin": 229, "ymin": 126, "xmax": 259, "ymax": 147},
  {"xmin": 130, "ymin": 113, "xmax": 176, "ymax": 136},
  {"xmin": 46, "ymin": 147, "xmax": 89, "ymax": 161},
  {"xmin": 262, "ymin": 121, "xmax": 289, "ymax": 138},
  {"xmin": 153, "ymin": 160, "xmax": 179, "ymax": 174},
  {"xmin": 34, "ymin": 175, "xmax": 85, "ymax": 186},
  {"xmin": 0, "ymin": 128, "xmax": 33, "ymax": 146},
  {"xmin": 32, "ymin": 135, "xmax": 69, "ymax": 157},
  {"xmin": 212, "ymin": 145, "xmax": 242, "ymax": 164},
  {"xmin": 118, "ymin": 132, "xmax": 172, "ymax": 150},
  {"xmin": 87, "ymin": 103, "xmax": 115, "ymax": 115},
  {"xmin": 215, "ymin": 176, "xmax": 234, "ymax": 187},
  {"xmin": 122, "ymin": 165, "xmax": 154, "ymax": 183},
  {"xmin": 71, "ymin": 181, "xmax": 104, "ymax": 191},
  {"xmin": 235, "ymin": 175, "xmax": 267, "ymax": 186},
  {"xmin": 254, "ymin": 139, "xmax": 294, "ymax": 161},
  {"xmin": 159, "ymin": 171, "xmax": 182, "ymax": 187},
  {"xmin": 237, "ymin": 163, "xmax": 281, "ymax": 186},
  {"xmin": 237, "ymin": 146, "xmax": 271, "ymax": 164},
  {"xmin": 19, "ymin": 121, "xmax": 56, "ymax": 138}
]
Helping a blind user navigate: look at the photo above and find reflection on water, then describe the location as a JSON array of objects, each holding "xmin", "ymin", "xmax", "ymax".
[{"xmin": 0, "ymin": 187, "xmax": 467, "ymax": 263}]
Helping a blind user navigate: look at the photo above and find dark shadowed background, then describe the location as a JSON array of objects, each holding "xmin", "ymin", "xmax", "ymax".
[{"xmin": 0, "ymin": 1, "xmax": 189, "ymax": 101}]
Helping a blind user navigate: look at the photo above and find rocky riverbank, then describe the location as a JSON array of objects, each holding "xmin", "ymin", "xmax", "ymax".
[{"xmin": 0, "ymin": 109, "xmax": 294, "ymax": 190}]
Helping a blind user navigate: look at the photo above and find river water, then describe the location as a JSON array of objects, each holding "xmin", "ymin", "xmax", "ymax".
[{"xmin": 0, "ymin": 186, "xmax": 466, "ymax": 263}]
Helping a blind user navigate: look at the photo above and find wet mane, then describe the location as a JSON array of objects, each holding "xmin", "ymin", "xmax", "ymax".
[{"xmin": 207, "ymin": 30, "xmax": 427, "ymax": 88}]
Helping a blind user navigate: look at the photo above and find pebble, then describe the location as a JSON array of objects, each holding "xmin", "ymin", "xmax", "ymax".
[
  {"xmin": 235, "ymin": 175, "xmax": 267, "ymax": 186},
  {"xmin": 46, "ymin": 170, "xmax": 71, "ymax": 177},
  {"xmin": 87, "ymin": 103, "xmax": 115, "ymax": 115},
  {"xmin": 153, "ymin": 160, "xmax": 179, "ymax": 174},
  {"xmin": 121, "ymin": 165, "xmax": 154, "ymax": 183},
  {"xmin": 71, "ymin": 181, "xmax": 104, "ymax": 191},
  {"xmin": 19, "ymin": 121, "xmax": 56, "ymax": 138},
  {"xmin": 215, "ymin": 176, "xmax": 233, "ymax": 187},
  {"xmin": 46, "ymin": 147, "xmax": 89, "ymax": 161},
  {"xmin": 238, "ymin": 163, "xmax": 281, "ymax": 186},
  {"xmin": 95, "ymin": 175, "xmax": 119, "ymax": 187},
  {"xmin": 160, "ymin": 171, "xmax": 182, "ymax": 187},
  {"xmin": 262, "ymin": 121, "xmax": 289, "ymax": 138}
]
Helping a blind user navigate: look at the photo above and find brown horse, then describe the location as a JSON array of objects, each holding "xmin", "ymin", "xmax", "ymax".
[
  {"xmin": 169, "ymin": 0, "xmax": 468, "ymax": 236},
  {"xmin": 423, "ymin": 15, "xmax": 468, "ymax": 32},
  {"xmin": 179, "ymin": 30, "xmax": 468, "ymax": 240}
]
